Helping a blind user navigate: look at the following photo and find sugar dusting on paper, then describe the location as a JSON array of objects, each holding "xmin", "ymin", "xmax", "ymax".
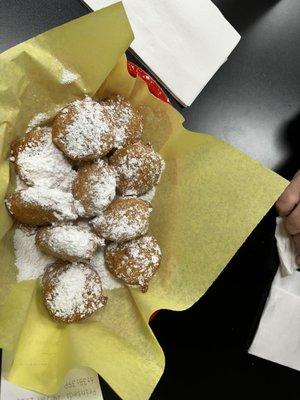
[
  {"xmin": 14, "ymin": 226, "xmax": 54, "ymax": 281},
  {"xmin": 90, "ymin": 249, "xmax": 123, "ymax": 290},
  {"xmin": 26, "ymin": 113, "xmax": 50, "ymax": 132},
  {"xmin": 60, "ymin": 69, "xmax": 79, "ymax": 84}
]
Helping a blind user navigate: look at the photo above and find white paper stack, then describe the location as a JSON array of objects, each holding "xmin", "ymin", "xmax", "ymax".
[
  {"xmin": 82, "ymin": 0, "xmax": 241, "ymax": 106},
  {"xmin": 249, "ymin": 218, "xmax": 300, "ymax": 371}
]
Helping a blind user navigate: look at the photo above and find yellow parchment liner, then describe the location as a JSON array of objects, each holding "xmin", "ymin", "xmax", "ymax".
[{"xmin": 0, "ymin": 3, "xmax": 288, "ymax": 400}]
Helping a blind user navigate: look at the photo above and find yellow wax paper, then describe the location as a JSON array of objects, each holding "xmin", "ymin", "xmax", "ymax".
[{"xmin": 0, "ymin": 3, "xmax": 288, "ymax": 400}]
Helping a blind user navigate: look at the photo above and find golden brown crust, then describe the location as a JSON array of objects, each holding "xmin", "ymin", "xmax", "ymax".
[
  {"xmin": 93, "ymin": 197, "xmax": 152, "ymax": 243},
  {"xmin": 42, "ymin": 261, "xmax": 107, "ymax": 323},
  {"xmin": 105, "ymin": 235, "xmax": 161, "ymax": 292},
  {"xmin": 5, "ymin": 191, "xmax": 57, "ymax": 225},
  {"xmin": 5, "ymin": 188, "xmax": 77, "ymax": 226},
  {"xmin": 11, "ymin": 127, "xmax": 45, "ymax": 159},
  {"xmin": 72, "ymin": 160, "xmax": 116, "ymax": 217},
  {"xmin": 100, "ymin": 95, "xmax": 143, "ymax": 148},
  {"xmin": 109, "ymin": 142, "xmax": 165, "ymax": 196},
  {"xmin": 52, "ymin": 98, "xmax": 115, "ymax": 161}
]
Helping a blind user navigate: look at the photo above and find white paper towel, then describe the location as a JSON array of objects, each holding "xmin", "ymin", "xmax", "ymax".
[
  {"xmin": 249, "ymin": 217, "xmax": 300, "ymax": 371},
  {"xmin": 82, "ymin": 0, "xmax": 241, "ymax": 106},
  {"xmin": 275, "ymin": 217, "xmax": 298, "ymax": 276},
  {"xmin": 1, "ymin": 350, "xmax": 103, "ymax": 400}
]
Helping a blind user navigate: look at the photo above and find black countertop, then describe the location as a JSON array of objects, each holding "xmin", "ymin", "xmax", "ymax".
[{"xmin": 1, "ymin": 1, "xmax": 300, "ymax": 399}]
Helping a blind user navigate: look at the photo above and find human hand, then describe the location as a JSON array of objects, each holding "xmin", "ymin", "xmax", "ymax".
[{"xmin": 276, "ymin": 172, "xmax": 300, "ymax": 265}]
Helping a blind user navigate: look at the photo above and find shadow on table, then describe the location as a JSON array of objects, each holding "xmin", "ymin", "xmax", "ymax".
[
  {"xmin": 213, "ymin": 0, "xmax": 282, "ymax": 33},
  {"xmin": 276, "ymin": 111, "xmax": 300, "ymax": 180}
]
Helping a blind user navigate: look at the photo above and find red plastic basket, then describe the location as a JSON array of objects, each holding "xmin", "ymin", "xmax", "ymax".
[{"xmin": 127, "ymin": 61, "xmax": 170, "ymax": 104}]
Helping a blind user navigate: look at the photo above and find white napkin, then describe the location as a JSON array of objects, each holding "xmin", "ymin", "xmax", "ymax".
[
  {"xmin": 275, "ymin": 217, "xmax": 298, "ymax": 276},
  {"xmin": 1, "ymin": 350, "xmax": 103, "ymax": 400},
  {"xmin": 82, "ymin": 0, "xmax": 241, "ymax": 106},
  {"xmin": 248, "ymin": 217, "xmax": 300, "ymax": 371}
]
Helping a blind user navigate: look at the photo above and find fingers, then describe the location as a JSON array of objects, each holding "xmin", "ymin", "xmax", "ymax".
[
  {"xmin": 293, "ymin": 233, "xmax": 300, "ymax": 266},
  {"xmin": 277, "ymin": 173, "xmax": 300, "ymax": 265},
  {"xmin": 276, "ymin": 173, "xmax": 300, "ymax": 216},
  {"xmin": 293, "ymin": 232, "xmax": 300, "ymax": 248},
  {"xmin": 285, "ymin": 203, "xmax": 300, "ymax": 235}
]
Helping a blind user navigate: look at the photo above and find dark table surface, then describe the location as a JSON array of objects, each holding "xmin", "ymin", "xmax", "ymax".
[{"xmin": 1, "ymin": 1, "xmax": 300, "ymax": 399}]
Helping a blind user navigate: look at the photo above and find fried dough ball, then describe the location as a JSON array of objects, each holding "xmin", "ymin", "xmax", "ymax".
[
  {"xmin": 52, "ymin": 97, "xmax": 115, "ymax": 161},
  {"xmin": 109, "ymin": 143, "xmax": 165, "ymax": 196},
  {"xmin": 5, "ymin": 187, "xmax": 77, "ymax": 226},
  {"xmin": 100, "ymin": 95, "xmax": 143, "ymax": 149},
  {"xmin": 36, "ymin": 224, "xmax": 99, "ymax": 262},
  {"xmin": 72, "ymin": 159, "xmax": 116, "ymax": 217},
  {"xmin": 10, "ymin": 126, "xmax": 76, "ymax": 191},
  {"xmin": 93, "ymin": 197, "xmax": 152, "ymax": 243},
  {"xmin": 105, "ymin": 235, "xmax": 161, "ymax": 292},
  {"xmin": 42, "ymin": 261, "xmax": 107, "ymax": 323}
]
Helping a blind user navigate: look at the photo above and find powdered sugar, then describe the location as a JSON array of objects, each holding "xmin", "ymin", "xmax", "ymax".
[
  {"xmin": 26, "ymin": 113, "xmax": 50, "ymax": 133},
  {"xmin": 114, "ymin": 127, "xmax": 127, "ymax": 149},
  {"xmin": 111, "ymin": 143, "xmax": 165, "ymax": 196},
  {"xmin": 20, "ymin": 187, "xmax": 77, "ymax": 221},
  {"xmin": 106, "ymin": 235, "xmax": 161, "ymax": 290},
  {"xmin": 14, "ymin": 226, "xmax": 54, "ymax": 281},
  {"xmin": 86, "ymin": 164, "xmax": 116, "ymax": 213},
  {"xmin": 56, "ymin": 97, "xmax": 112, "ymax": 159},
  {"xmin": 43, "ymin": 225, "xmax": 98, "ymax": 260},
  {"xmin": 76, "ymin": 219, "xmax": 91, "ymax": 229},
  {"xmin": 101, "ymin": 95, "xmax": 133, "ymax": 148},
  {"xmin": 127, "ymin": 236, "xmax": 161, "ymax": 270},
  {"xmin": 76, "ymin": 220, "xmax": 106, "ymax": 247},
  {"xmin": 7, "ymin": 94, "xmax": 164, "ymax": 308},
  {"xmin": 117, "ymin": 156, "xmax": 143, "ymax": 181},
  {"xmin": 74, "ymin": 200, "xmax": 86, "ymax": 217},
  {"xmin": 139, "ymin": 187, "xmax": 156, "ymax": 202},
  {"xmin": 45, "ymin": 263, "xmax": 103, "ymax": 319},
  {"xmin": 60, "ymin": 69, "xmax": 79, "ymax": 84},
  {"xmin": 16, "ymin": 175, "xmax": 28, "ymax": 190},
  {"xmin": 74, "ymin": 160, "xmax": 117, "ymax": 216},
  {"xmin": 15, "ymin": 127, "xmax": 76, "ymax": 190},
  {"xmin": 93, "ymin": 199, "xmax": 151, "ymax": 242},
  {"xmin": 90, "ymin": 249, "xmax": 123, "ymax": 290}
]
